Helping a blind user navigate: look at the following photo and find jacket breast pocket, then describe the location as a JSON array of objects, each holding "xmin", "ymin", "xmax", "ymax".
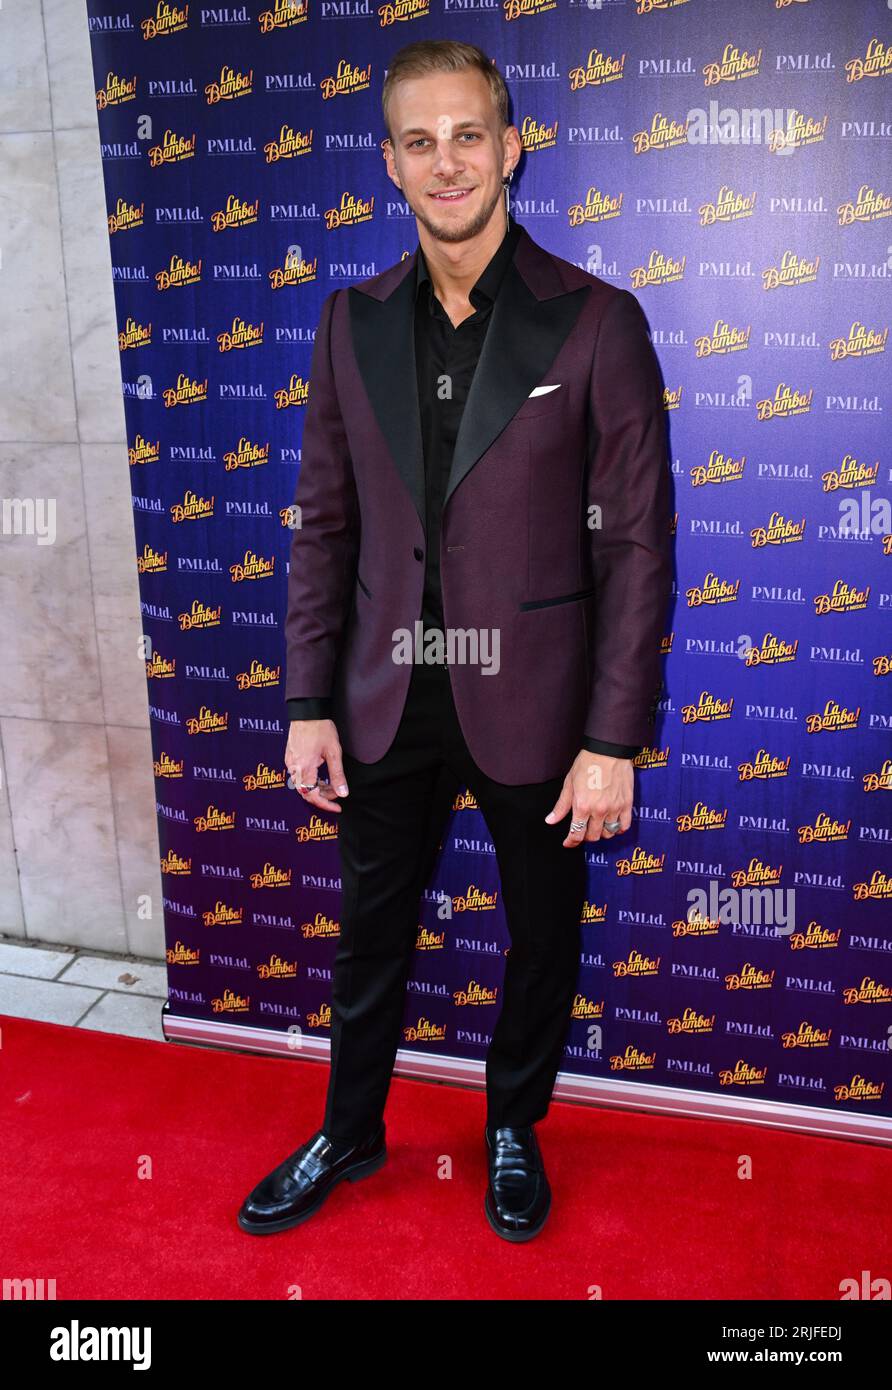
[{"xmin": 510, "ymin": 384, "xmax": 566, "ymax": 421}]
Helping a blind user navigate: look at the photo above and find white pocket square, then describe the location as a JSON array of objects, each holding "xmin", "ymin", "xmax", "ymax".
[{"xmin": 528, "ymin": 383, "xmax": 561, "ymax": 396}]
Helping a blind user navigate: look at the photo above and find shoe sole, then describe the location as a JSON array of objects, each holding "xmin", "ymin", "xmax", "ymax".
[
  {"xmin": 484, "ymin": 1182, "xmax": 551, "ymax": 1242},
  {"xmin": 237, "ymin": 1147, "xmax": 387, "ymax": 1235}
]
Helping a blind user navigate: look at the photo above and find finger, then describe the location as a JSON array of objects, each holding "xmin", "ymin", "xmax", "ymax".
[
  {"xmin": 585, "ymin": 809, "xmax": 608, "ymax": 841},
  {"xmin": 298, "ymin": 781, "xmax": 343, "ymax": 815},
  {"xmin": 545, "ymin": 782, "xmax": 573, "ymax": 825},
  {"xmin": 593, "ymin": 807, "xmax": 625, "ymax": 840},
  {"xmin": 285, "ymin": 759, "xmax": 321, "ymax": 794},
  {"xmin": 603, "ymin": 802, "xmax": 632, "ymax": 837},
  {"xmin": 323, "ymin": 749, "xmax": 349, "ymax": 798},
  {"xmin": 562, "ymin": 804, "xmax": 590, "ymax": 848},
  {"xmin": 287, "ymin": 763, "xmax": 342, "ymax": 815}
]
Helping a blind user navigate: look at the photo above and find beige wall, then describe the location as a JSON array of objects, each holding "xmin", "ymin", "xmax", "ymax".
[{"xmin": 0, "ymin": 1, "xmax": 164, "ymax": 958}]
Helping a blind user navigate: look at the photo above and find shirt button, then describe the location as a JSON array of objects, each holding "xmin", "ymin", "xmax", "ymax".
[{"xmin": 413, "ymin": 546, "xmax": 424, "ymax": 561}]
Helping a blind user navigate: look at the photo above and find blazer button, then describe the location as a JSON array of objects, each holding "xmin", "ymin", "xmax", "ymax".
[{"xmin": 413, "ymin": 547, "xmax": 424, "ymax": 561}]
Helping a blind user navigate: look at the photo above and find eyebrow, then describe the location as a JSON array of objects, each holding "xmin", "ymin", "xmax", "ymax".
[{"xmin": 397, "ymin": 120, "xmax": 486, "ymax": 139}]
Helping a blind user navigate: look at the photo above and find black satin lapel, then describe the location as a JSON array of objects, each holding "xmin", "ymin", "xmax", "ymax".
[
  {"xmin": 445, "ymin": 267, "xmax": 591, "ymax": 509},
  {"xmin": 347, "ymin": 254, "xmax": 592, "ymax": 528},
  {"xmin": 347, "ymin": 272, "xmax": 425, "ymax": 533}
]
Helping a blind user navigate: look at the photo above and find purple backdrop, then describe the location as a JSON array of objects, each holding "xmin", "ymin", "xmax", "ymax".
[{"xmin": 85, "ymin": 0, "xmax": 892, "ymax": 1131}]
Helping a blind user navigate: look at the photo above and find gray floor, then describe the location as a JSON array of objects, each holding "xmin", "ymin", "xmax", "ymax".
[{"xmin": 0, "ymin": 936, "xmax": 167, "ymax": 1040}]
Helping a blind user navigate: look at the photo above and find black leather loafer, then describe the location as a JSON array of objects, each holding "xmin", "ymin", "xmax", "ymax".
[
  {"xmin": 484, "ymin": 1124, "xmax": 551, "ymax": 1242},
  {"xmin": 237, "ymin": 1122, "xmax": 386, "ymax": 1235}
]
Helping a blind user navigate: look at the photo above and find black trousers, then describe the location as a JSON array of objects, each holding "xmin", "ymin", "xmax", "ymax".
[{"xmin": 322, "ymin": 658, "xmax": 586, "ymax": 1141}]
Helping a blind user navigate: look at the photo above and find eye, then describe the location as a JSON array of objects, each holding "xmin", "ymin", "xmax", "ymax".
[{"xmin": 407, "ymin": 132, "xmax": 482, "ymax": 150}]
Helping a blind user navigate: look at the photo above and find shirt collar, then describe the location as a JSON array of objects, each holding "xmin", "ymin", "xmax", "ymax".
[{"xmin": 415, "ymin": 212, "xmax": 522, "ymax": 311}]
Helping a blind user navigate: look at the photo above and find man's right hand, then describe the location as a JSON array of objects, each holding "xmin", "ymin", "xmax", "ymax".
[{"xmin": 285, "ymin": 719, "xmax": 349, "ymax": 814}]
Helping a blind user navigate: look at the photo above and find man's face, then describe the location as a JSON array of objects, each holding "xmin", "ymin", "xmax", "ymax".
[{"xmin": 384, "ymin": 69, "xmax": 519, "ymax": 245}]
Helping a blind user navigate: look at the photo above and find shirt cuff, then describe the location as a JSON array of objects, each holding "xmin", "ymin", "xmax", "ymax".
[
  {"xmin": 581, "ymin": 737, "xmax": 642, "ymax": 759},
  {"xmin": 287, "ymin": 697, "xmax": 333, "ymax": 721}
]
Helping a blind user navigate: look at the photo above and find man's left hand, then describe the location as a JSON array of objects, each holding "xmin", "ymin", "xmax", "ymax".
[{"xmin": 545, "ymin": 751, "xmax": 634, "ymax": 847}]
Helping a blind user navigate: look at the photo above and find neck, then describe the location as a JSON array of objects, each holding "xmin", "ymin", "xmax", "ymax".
[{"xmin": 419, "ymin": 203, "xmax": 510, "ymax": 308}]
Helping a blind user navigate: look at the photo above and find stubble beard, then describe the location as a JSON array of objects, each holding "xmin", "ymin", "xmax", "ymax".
[{"xmin": 410, "ymin": 181, "xmax": 505, "ymax": 245}]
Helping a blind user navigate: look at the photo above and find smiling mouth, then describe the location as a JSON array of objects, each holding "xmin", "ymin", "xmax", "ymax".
[{"xmin": 429, "ymin": 188, "xmax": 473, "ymax": 202}]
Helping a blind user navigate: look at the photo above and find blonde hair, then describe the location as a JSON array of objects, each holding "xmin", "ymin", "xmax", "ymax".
[{"xmin": 382, "ymin": 39, "xmax": 509, "ymax": 144}]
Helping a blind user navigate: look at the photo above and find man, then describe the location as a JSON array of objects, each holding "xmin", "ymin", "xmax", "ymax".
[{"xmin": 238, "ymin": 39, "xmax": 672, "ymax": 1242}]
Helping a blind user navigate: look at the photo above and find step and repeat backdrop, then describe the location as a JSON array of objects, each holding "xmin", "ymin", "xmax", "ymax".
[{"xmin": 85, "ymin": 0, "xmax": 891, "ymax": 1126}]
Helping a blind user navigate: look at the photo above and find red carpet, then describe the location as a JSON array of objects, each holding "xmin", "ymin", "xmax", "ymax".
[{"xmin": 2, "ymin": 1013, "xmax": 889, "ymax": 1300}]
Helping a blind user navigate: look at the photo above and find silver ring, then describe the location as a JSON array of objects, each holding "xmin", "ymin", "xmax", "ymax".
[
  {"xmin": 604, "ymin": 818, "xmax": 621, "ymax": 831},
  {"xmin": 570, "ymin": 818, "xmax": 588, "ymax": 832},
  {"xmin": 298, "ymin": 781, "xmax": 318, "ymax": 792}
]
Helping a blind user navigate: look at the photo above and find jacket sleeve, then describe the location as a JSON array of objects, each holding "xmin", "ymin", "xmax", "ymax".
[
  {"xmin": 583, "ymin": 288, "xmax": 672, "ymax": 749},
  {"xmin": 284, "ymin": 288, "xmax": 360, "ymax": 706}
]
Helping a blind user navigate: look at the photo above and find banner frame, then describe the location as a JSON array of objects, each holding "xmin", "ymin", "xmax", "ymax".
[{"xmin": 161, "ymin": 1006, "xmax": 892, "ymax": 1147}]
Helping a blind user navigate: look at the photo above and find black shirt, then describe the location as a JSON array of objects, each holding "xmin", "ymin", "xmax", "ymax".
[
  {"xmin": 414, "ymin": 210, "xmax": 522, "ymax": 637},
  {"xmin": 287, "ymin": 213, "xmax": 640, "ymax": 760}
]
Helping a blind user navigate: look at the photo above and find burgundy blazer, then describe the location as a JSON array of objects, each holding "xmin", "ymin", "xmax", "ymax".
[{"xmin": 284, "ymin": 222, "xmax": 673, "ymax": 785}]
